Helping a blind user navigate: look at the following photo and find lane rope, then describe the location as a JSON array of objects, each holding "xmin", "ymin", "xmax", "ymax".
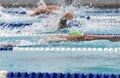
[
  {"xmin": 0, "ymin": 70, "xmax": 120, "ymax": 78},
  {"xmin": 0, "ymin": 33, "xmax": 120, "ymax": 37},
  {"xmin": 0, "ymin": 47, "xmax": 119, "ymax": 52}
]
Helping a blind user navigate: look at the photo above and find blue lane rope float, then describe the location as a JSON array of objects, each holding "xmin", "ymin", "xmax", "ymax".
[
  {"xmin": 6, "ymin": 72, "xmax": 120, "ymax": 78},
  {"xmin": 0, "ymin": 47, "xmax": 13, "ymax": 51},
  {"xmin": 0, "ymin": 44, "xmax": 13, "ymax": 51},
  {"xmin": 2, "ymin": 9, "xmax": 27, "ymax": 15},
  {"xmin": 0, "ymin": 22, "xmax": 33, "ymax": 27},
  {"xmin": 79, "ymin": 16, "xmax": 90, "ymax": 20},
  {"xmin": 6, "ymin": 10, "xmax": 26, "ymax": 15},
  {"xmin": 0, "ymin": 17, "xmax": 44, "ymax": 27},
  {"xmin": 0, "ymin": 19, "xmax": 42, "ymax": 28}
]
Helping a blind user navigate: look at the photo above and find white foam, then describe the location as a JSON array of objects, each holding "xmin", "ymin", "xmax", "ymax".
[{"xmin": 37, "ymin": 0, "xmax": 47, "ymax": 8}]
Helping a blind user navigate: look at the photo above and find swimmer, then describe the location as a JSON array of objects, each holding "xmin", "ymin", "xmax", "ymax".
[
  {"xmin": 58, "ymin": 12, "xmax": 73, "ymax": 29},
  {"xmin": 44, "ymin": 30, "xmax": 120, "ymax": 43},
  {"xmin": 30, "ymin": 4, "xmax": 73, "ymax": 30}
]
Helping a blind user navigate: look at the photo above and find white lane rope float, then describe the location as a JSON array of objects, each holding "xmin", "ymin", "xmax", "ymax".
[
  {"xmin": 85, "ymin": 10, "xmax": 120, "ymax": 14},
  {"xmin": 0, "ymin": 46, "xmax": 119, "ymax": 52},
  {"xmin": 0, "ymin": 33, "xmax": 67, "ymax": 37},
  {"xmin": 12, "ymin": 47, "xmax": 120, "ymax": 52},
  {"xmin": 0, "ymin": 33, "xmax": 120, "ymax": 37}
]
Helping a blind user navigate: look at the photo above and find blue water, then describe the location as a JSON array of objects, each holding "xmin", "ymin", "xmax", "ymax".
[
  {"xmin": 0, "ymin": 51, "xmax": 120, "ymax": 74},
  {"xmin": 0, "ymin": 7, "xmax": 120, "ymax": 74}
]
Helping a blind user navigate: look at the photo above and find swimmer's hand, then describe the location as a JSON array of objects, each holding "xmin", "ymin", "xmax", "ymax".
[{"xmin": 109, "ymin": 36, "xmax": 120, "ymax": 42}]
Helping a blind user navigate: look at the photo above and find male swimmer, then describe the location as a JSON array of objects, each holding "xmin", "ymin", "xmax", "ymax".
[
  {"xmin": 30, "ymin": 4, "xmax": 73, "ymax": 30},
  {"xmin": 44, "ymin": 30, "xmax": 120, "ymax": 43}
]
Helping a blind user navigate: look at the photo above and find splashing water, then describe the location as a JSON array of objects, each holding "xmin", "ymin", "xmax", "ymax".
[
  {"xmin": 37, "ymin": 0, "xmax": 47, "ymax": 8},
  {"xmin": 0, "ymin": 4, "xmax": 120, "ymax": 35}
]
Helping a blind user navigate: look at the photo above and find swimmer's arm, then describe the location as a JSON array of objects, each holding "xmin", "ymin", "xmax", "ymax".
[
  {"xmin": 43, "ymin": 35, "xmax": 67, "ymax": 43},
  {"xmin": 82, "ymin": 35, "xmax": 120, "ymax": 42},
  {"xmin": 55, "ymin": 35, "xmax": 82, "ymax": 41},
  {"xmin": 55, "ymin": 34, "xmax": 120, "ymax": 42},
  {"xmin": 30, "ymin": 8, "xmax": 58, "ymax": 16},
  {"xmin": 42, "ymin": 35, "xmax": 120, "ymax": 43}
]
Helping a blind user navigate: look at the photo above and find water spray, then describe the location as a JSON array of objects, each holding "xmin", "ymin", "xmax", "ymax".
[{"xmin": 37, "ymin": 0, "xmax": 47, "ymax": 8}]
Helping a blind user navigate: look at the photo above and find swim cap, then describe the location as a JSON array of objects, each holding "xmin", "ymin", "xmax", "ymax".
[
  {"xmin": 63, "ymin": 12, "xmax": 73, "ymax": 20},
  {"xmin": 68, "ymin": 20, "xmax": 81, "ymax": 27},
  {"xmin": 69, "ymin": 30, "xmax": 83, "ymax": 36}
]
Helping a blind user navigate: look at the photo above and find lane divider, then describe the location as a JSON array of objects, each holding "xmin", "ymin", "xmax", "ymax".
[
  {"xmin": 0, "ymin": 22, "xmax": 32, "ymax": 27},
  {"xmin": 0, "ymin": 34, "xmax": 67, "ymax": 37},
  {"xmin": 2, "ymin": 10, "xmax": 26, "ymax": 15},
  {"xmin": 85, "ymin": 10, "xmax": 120, "ymax": 14},
  {"xmin": 79, "ymin": 16, "xmax": 120, "ymax": 20},
  {"xmin": 85, "ymin": 16, "xmax": 120, "ymax": 19},
  {"xmin": 0, "ymin": 34, "xmax": 120, "ymax": 37},
  {"xmin": 0, "ymin": 47, "xmax": 119, "ymax": 52},
  {"xmin": 12, "ymin": 47, "xmax": 120, "ymax": 52},
  {"xmin": 0, "ymin": 70, "xmax": 120, "ymax": 78},
  {"xmin": 93, "ymin": 23, "xmax": 120, "ymax": 25},
  {"xmin": 0, "ymin": 47, "xmax": 13, "ymax": 51}
]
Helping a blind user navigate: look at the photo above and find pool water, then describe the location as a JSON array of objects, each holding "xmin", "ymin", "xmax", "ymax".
[
  {"xmin": 0, "ymin": 6, "xmax": 120, "ymax": 74},
  {"xmin": 0, "ymin": 51, "xmax": 120, "ymax": 74}
]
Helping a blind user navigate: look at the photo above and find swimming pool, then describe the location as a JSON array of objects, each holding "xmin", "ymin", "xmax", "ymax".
[{"xmin": 0, "ymin": 6, "xmax": 120, "ymax": 78}]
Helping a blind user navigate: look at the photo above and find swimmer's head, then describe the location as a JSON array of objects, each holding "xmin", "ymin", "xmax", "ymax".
[
  {"xmin": 69, "ymin": 30, "xmax": 83, "ymax": 36},
  {"xmin": 63, "ymin": 12, "xmax": 73, "ymax": 20}
]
